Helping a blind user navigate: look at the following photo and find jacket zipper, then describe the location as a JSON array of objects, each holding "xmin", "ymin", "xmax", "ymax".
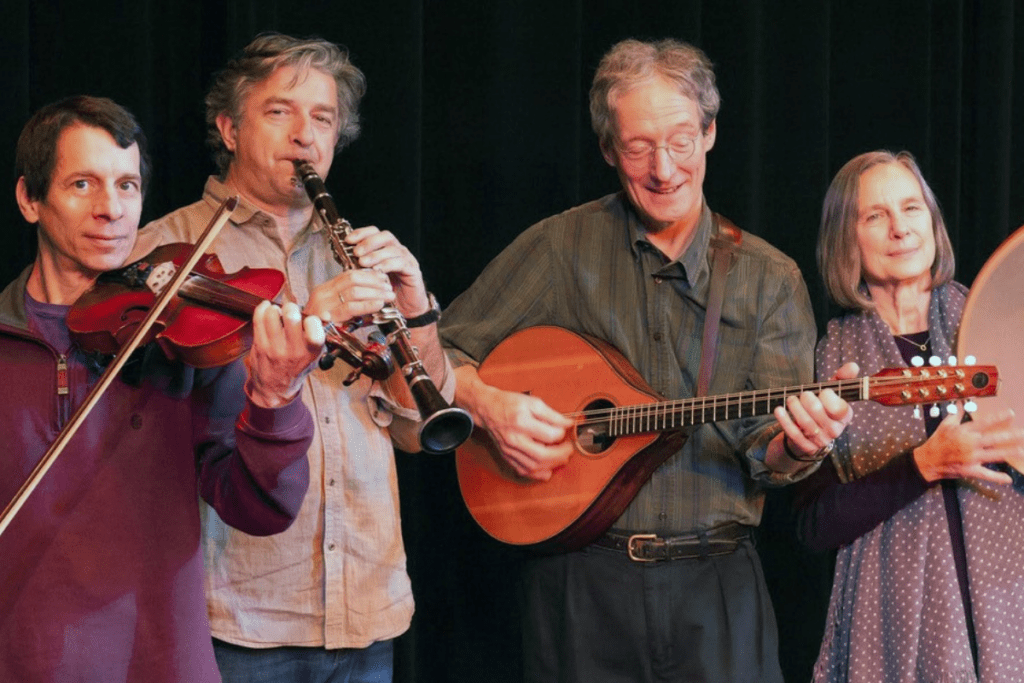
[{"xmin": 57, "ymin": 354, "xmax": 70, "ymax": 425}]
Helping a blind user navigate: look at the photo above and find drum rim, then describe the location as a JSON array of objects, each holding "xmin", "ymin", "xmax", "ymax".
[
  {"xmin": 958, "ymin": 223, "xmax": 1024, "ymax": 421},
  {"xmin": 958, "ymin": 223, "xmax": 1024, "ymax": 358}
]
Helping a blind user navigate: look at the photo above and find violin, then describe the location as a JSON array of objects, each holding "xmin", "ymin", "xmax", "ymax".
[
  {"xmin": 0, "ymin": 196, "xmax": 391, "ymax": 541},
  {"xmin": 67, "ymin": 244, "xmax": 393, "ymax": 379},
  {"xmin": 68, "ymin": 243, "xmax": 286, "ymax": 369},
  {"xmin": 2, "ymin": 197, "xmax": 242, "ymax": 538}
]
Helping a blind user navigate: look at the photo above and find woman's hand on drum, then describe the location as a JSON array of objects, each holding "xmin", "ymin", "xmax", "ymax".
[{"xmin": 913, "ymin": 409, "xmax": 1024, "ymax": 484}]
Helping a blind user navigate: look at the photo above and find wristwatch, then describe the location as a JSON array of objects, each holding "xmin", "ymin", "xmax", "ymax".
[{"xmin": 405, "ymin": 292, "xmax": 441, "ymax": 328}]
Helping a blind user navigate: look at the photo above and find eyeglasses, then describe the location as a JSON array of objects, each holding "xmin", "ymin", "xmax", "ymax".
[{"xmin": 615, "ymin": 133, "xmax": 702, "ymax": 167}]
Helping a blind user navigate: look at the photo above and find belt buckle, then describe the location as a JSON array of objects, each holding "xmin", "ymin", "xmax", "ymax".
[{"xmin": 627, "ymin": 533, "xmax": 659, "ymax": 562}]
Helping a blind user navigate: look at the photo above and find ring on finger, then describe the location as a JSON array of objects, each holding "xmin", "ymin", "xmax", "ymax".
[{"xmin": 338, "ymin": 292, "xmax": 346, "ymax": 304}]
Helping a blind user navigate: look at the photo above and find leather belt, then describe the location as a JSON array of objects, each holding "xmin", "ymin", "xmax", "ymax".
[{"xmin": 593, "ymin": 522, "xmax": 753, "ymax": 562}]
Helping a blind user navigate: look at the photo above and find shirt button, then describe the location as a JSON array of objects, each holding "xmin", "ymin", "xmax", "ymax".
[
  {"xmin": 328, "ymin": 479, "xmax": 336, "ymax": 486},
  {"xmin": 327, "ymin": 542, "xmax": 336, "ymax": 551},
  {"xmin": 653, "ymin": 276, "xmax": 663, "ymax": 284},
  {"xmin": 653, "ymin": 332, "xmax": 663, "ymax": 342},
  {"xmin": 658, "ymin": 512, "xmax": 668, "ymax": 521},
  {"xmin": 324, "ymin": 416, "xmax": 331, "ymax": 424}
]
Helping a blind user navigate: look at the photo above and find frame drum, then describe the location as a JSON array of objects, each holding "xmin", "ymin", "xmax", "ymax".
[{"xmin": 958, "ymin": 225, "xmax": 1024, "ymax": 422}]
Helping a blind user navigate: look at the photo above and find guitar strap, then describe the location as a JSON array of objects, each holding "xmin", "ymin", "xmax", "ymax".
[{"xmin": 697, "ymin": 213, "xmax": 742, "ymax": 397}]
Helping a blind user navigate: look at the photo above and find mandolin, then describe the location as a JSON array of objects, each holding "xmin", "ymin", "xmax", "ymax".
[{"xmin": 455, "ymin": 326, "xmax": 999, "ymax": 552}]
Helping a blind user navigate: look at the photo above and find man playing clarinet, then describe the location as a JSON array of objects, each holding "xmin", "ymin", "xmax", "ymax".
[{"xmin": 135, "ymin": 32, "xmax": 454, "ymax": 683}]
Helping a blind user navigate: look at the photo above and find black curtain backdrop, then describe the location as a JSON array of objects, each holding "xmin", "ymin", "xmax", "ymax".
[{"xmin": 4, "ymin": 2, "xmax": 1022, "ymax": 681}]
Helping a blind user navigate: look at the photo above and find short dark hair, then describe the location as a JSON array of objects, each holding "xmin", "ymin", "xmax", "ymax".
[
  {"xmin": 817, "ymin": 150, "xmax": 955, "ymax": 311},
  {"xmin": 16, "ymin": 95, "xmax": 150, "ymax": 201},
  {"xmin": 205, "ymin": 32, "xmax": 367, "ymax": 175}
]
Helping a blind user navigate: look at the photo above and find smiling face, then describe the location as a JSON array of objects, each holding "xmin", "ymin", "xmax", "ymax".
[
  {"xmin": 602, "ymin": 74, "xmax": 715, "ymax": 234},
  {"xmin": 855, "ymin": 162, "xmax": 936, "ymax": 291},
  {"xmin": 217, "ymin": 65, "xmax": 340, "ymax": 216},
  {"xmin": 17, "ymin": 123, "xmax": 142, "ymax": 302}
]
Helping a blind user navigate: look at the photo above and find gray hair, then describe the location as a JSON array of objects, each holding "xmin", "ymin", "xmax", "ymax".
[
  {"xmin": 205, "ymin": 32, "xmax": 367, "ymax": 175},
  {"xmin": 817, "ymin": 150, "xmax": 955, "ymax": 311},
  {"xmin": 589, "ymin": 38, "xmax": 720, "ymax": 152}
]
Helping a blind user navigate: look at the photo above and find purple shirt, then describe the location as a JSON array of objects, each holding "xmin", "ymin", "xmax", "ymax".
[{"xmin": 0, "ymin": 269, "xmax": 313, "ymax": 682}]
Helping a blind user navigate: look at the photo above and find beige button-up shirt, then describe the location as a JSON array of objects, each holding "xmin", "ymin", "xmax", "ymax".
[{"xmin": 137, "ymin": 177, "xmax": 455, "ymax": 649}]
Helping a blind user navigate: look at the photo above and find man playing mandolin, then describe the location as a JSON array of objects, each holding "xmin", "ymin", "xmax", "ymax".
[
  {"xmin": 0, "ymin": 96, "xmax": 325, "ymax": 681},
  {"xmin": 441, "ymin": 38, "xmax": 855, "ymax": 682}
]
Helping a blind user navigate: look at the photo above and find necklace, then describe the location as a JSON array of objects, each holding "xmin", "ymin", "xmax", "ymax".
[{"xmin": 894, "ymin": 332, "xmax": 929, "ymax": 352}]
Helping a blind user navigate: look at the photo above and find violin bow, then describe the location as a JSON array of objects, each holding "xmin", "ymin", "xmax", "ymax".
[{"xmin": 0, "ymin": 196, "xmax": 239, "ymax": 538}]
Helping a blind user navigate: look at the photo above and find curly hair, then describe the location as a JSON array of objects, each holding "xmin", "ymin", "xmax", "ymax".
[
  {"xmin": 205, "ymin": 32, "xmax": 366, "ymax": 175},
  {"xmin": 590, "ymin": 38, "xmax": 720, "ymax": 153}
]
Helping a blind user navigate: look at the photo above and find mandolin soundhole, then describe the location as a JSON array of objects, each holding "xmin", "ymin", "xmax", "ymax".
[{"xmin": 575, "ymin": 399, "xmax": 617, "ymax": 455}]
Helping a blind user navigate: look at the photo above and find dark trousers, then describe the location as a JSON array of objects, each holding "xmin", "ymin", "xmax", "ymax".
[{"xmin": 519, "ymin": 538, "xmax": 783, "ymax": 683}]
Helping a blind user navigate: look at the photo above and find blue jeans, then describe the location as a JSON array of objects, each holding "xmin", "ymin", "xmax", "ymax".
[{"xmin": 213, "ymin": 638, "xmax": 393, "ymax": 683}]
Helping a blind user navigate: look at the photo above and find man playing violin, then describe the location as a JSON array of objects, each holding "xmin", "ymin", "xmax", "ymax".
[
  {"xmin": 0, "ymin": 95, "xmax": 325, "ymax": 682},
  {"xmin": 134, "ymin": 33, "xmax": 454, "ymax": 683},
  {"xmin": 440, "ymin": 38, "xmax": 855, "ymax": 682}
]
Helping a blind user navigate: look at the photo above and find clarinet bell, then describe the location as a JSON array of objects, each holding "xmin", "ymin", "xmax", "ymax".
[{"xmin": 418, "ymin": 404, "xmax": 474, "ymax": 454}]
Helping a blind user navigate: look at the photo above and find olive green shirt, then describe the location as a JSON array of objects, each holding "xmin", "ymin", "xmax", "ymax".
[{"xmin": 440, "ymin": 193, "xmax": 816, "ymax": 534}]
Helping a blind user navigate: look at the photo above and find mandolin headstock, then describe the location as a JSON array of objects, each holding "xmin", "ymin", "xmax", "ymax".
[{"xmin": 867, "ymin": 365, "xmax": 998, "ymax": 408}]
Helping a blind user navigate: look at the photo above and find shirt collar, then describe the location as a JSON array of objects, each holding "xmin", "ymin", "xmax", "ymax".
[
  {"xmin": 627, "ymin": 197, "xmax": 715, "ymax": 287},
  {"xmin": 201, "ymin": 176, "xmax": 325, "ymax": 235}
]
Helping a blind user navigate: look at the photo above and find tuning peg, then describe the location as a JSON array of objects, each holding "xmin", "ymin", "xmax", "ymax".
[
  {"xmin": 929, "ymin": 356, "xmax": 941, "ymax": 367},
  {"xmin": 946, "ymin": 404, "xmax": 959, "ymax": 415},
  {"xmin": 965, "ymin": 401, "xmax": 978, "ymax": 413},
  {"xmin": 911, "ymin": 356, "xmax": 925, "ymax": 367},
  {"xmin": 930, "ymin": 404, "xmax": 941, "ymax": 418},
  {"xmin": 965, "ymin": 355, "xmax": 977, "ymax": 366},
  {"xmin": 913, "ymin": 406, "xmax": 922, "ymax": 419},
  {"xmin": 947, "ymin": 355, "xmax": 957, "ymax": 366}
]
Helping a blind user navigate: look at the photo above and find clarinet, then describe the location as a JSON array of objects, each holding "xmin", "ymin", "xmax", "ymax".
[{"xmin": 292, "ymin": 160, "xmax": 473, "ymax": 454}]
